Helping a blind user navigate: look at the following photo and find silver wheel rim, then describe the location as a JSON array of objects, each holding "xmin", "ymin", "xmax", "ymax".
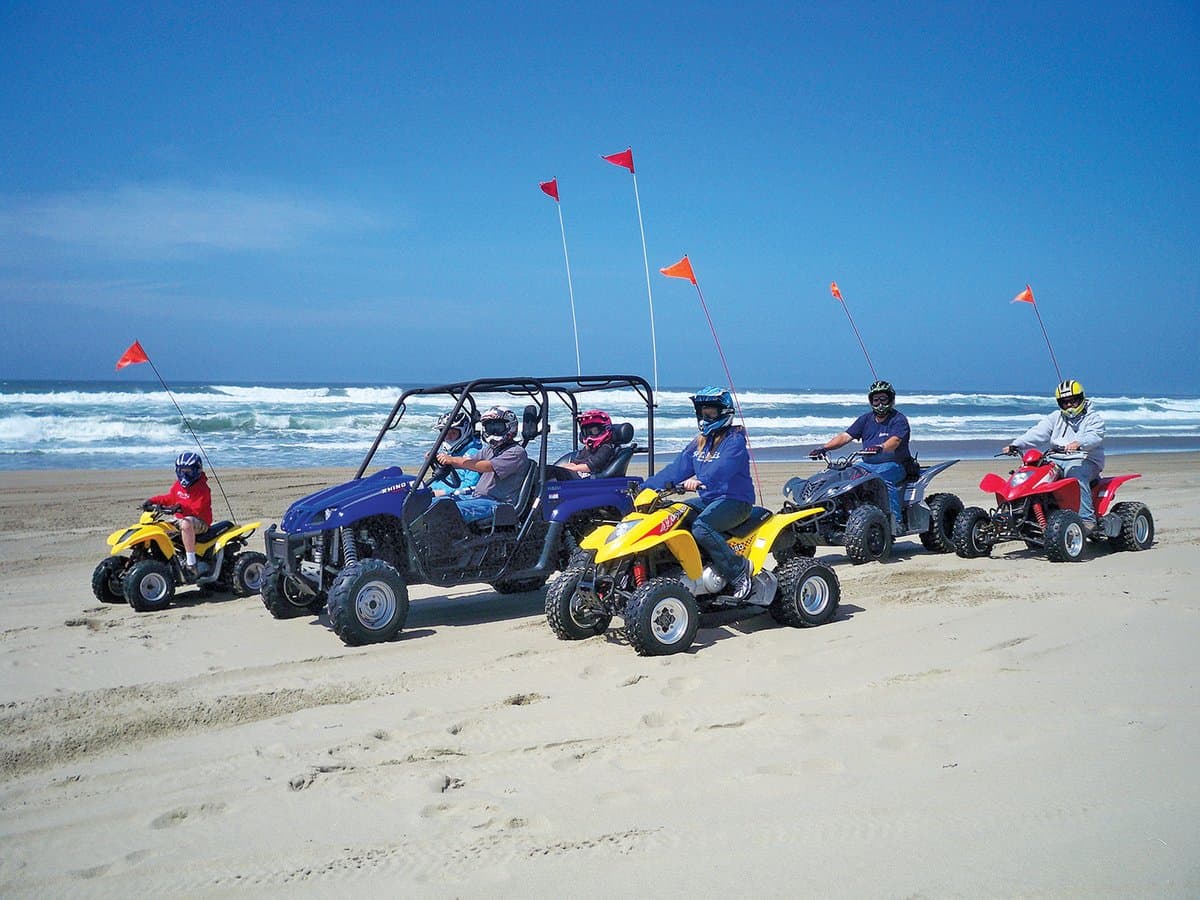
[
  {"xmin": 1064, "ymin": 523, "xmax": 1084, "ymax": 557},
  {"xmin": 241, "ymin": 561, "xmax": 266, "ymax": 592},
  {"xmin": 1135, "ymin": 514, "xmax": 1150, "ymax": 544},
  {"xmin": 972, "ymin": 518, "xmax": 987, "ymax": 549},
  {"xmin": 355, "ymin": 580, "xmax": 397, "ymax": 630},
  {"xmin": 570, "ymin": 592, "xmax": 601, "ymax": 628},
  {"xmin": 139, "ymin": 571, "xmax": 170, "ymax": 603},
  {"xmin": 799, "ymin": 574, "xmax": 830, "ymax": 615},
  {"xmin": 649, "ymin": 597, "xmax": 689, "ymax": 645}
]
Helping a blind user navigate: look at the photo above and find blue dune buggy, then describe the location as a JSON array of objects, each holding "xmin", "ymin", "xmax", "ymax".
[{"xmin": 261, "ymin": 375, "xmax": 656, "ymax": 645}]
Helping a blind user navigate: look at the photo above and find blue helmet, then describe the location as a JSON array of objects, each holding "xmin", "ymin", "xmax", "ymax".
[
  {"xmin": 174, "ymin": 451, "xmax": 203, "ymax": 487},
  {"xmin": 690, "ymin": 386, "xmax": 735, "ymax": 436}
]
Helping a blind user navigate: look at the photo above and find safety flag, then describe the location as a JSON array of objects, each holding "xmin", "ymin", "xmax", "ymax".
[
  {"xmin": 116, "ymin": 340, "xmax": 149, "ymax": 371},
  {"xmin": 830, "ymin": 281, "xmax": 843, "ymax": 301},
  {"xmin": 539, "ymin": 178, "xmax": 559, "ymax": 201},
  {"xmin": 601, "ymin": 147, "xmax": 635, "ymax": 173},
  {"xmin": 1012, "ymin": 284, "xmax": 1035, "ymax": 304},
  {"xmin": 659, "ymin": 255, "xmax": 697, "ymax": 285}
]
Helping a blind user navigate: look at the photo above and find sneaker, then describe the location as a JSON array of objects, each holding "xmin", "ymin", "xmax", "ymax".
[
  {"xmin": 181, "ymin": 564, "xmax": 198, "ymax": 582},
  {"xmin": 730, "ymin": 559, "xmax": 754, "ymax": 601},
  {"xmin": 1082, "ymin": 520, "xmax": 1097, "ymax": 536}
]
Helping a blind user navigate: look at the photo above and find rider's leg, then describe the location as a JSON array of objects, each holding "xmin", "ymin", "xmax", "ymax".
[
  {"xmin": 177, "ymin": 516, "xmax": 198, "ymax": 565},
  {"xmin": 455, "ymin": 496, "xmax": 500, "ymax": 525},
  {"xmin": 859, "ymin": 461, "xmax": 905, "ymax": 525},
  {"xmin": 687, "ymin": 498, "xmax": 753, "ymax": 581},
  {"xmin": 1060, "ymin": 458, "xmax": 1101, "ymax": 524}
]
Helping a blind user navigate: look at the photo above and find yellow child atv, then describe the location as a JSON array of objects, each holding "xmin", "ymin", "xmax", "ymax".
[
  {"xmin": 92, "ymin": 503, "xmax": 267, "ymax": 612},
  {"xmin": 545, "ymin": 486, "xmax": 841, "ymax": 655}
]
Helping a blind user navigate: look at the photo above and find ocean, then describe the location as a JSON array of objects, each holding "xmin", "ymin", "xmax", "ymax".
[{"xmin": 3, "ymin": 379, "xmax": 1199, "ymax": 472}]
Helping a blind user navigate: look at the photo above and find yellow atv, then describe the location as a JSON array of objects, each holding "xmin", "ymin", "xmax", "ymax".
[
  {"xmin": 92, "ymin": 503, "xmax": 267, "ymax": 612},
  {"xmin": 545, "ymin": 485, "xmax": 841, "ymax": 655}
]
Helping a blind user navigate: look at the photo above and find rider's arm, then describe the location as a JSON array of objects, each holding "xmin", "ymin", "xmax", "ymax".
[
  {"xmin": 643, "ymin": 442, "xmax": 696, "ymax": 491},
  {"xmin": 1012, "ymin": 412, "xmax": 1055, "ymax": 450},
  {"xmin": 821, "ymin": 432, "xmax": 854, "ymax": 452},
  {"xmin": 1075, "ymin": 411, "xmax": 1105, "ymax": 450}
]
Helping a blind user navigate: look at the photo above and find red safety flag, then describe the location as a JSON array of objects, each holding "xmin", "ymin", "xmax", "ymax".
[
  {"xmin": 116, "ymin": 340, "xmax": 149, "ymax": 371},
  {"xmin": 1012, "ymin": 284, "xmax": 1035, "ymax": 304},
  {"xmin": 659, "ymin": 255, "xmax": 697, "ymax": 285},
  {"xmin": 830, "ymin": 281, "xmax": 843, "ymax": 301},
  {"xmin": 602, "ymin": 147, "xmax": 635, "ymax": 173},
  {"xmin": 539, "ymin": 178, "xmax": 559, "ymax": 201}
]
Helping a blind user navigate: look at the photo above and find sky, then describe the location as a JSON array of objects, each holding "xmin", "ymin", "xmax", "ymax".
[{"xmin": 1, "ymin": 1, "xmax": 1197, "ymax": 395}]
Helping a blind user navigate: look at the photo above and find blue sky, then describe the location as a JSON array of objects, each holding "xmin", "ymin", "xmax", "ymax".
[{"xmin": 2, "ymin": 2, "xmax": 1197, "ymax": 395}]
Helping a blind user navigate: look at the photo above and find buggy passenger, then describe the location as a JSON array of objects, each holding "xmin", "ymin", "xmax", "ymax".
[{"xmin": 435, "ymin": 406, "xmax": 529, "ymax": 524}]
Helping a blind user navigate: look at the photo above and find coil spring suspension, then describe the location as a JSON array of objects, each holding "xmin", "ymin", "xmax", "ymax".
[
  {"xmin": 341, "ymin": 527, "xmax": 359, "ymax": 566},
  {"xmin": 632, "ymin": 559, "xmax": 647, "ymax": 587},
  {"xmin": 1033, "ymin": 502, "xmax": 1047, "ymax": 529}
]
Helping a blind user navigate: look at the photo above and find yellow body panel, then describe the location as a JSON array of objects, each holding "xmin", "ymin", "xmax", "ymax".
[
  {"xmin": 741, "ymin": 507, "xmax": 824, "ymax": 571},
  {"xmin": 107, "ymin": 517, "xmax": 260, "ymax": 559}
]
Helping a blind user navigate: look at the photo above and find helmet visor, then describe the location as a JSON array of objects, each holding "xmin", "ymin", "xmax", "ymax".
[
  {"xmin": 582, "ymin": 423, "xmax": 606, "ymax": 437},
  {"xmin": 482, "ymin": 419, "xmax": 510, "ymax": 437},
  {"xmin": 176, "ymin": 464, "xmax": 201, "ymax": 483},
  {"xmin": 696, "ymin": 403, "xmax": 724, "ymax": 422}
]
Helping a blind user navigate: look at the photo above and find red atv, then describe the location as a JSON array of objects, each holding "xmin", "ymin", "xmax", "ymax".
[{"xmin": 953, "ymin": 448, "xmax": 1154, "ymax": 562}]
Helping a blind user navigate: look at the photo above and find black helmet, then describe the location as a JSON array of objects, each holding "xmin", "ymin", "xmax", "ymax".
[{"xmin": 868, "ymin": 380, "xmax": 895, "ymax": 415}]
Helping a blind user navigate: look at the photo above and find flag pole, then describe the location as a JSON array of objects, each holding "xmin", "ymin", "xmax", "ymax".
[
  {"xmin": 555, "ymin": 201, "xmax": 581, "ymax": 376},
  {"xmin": 830, "ymin": 283, "xmax": 878, "ymax": 381},
  {"xmin": 1030, "ymin": 302, "xmax": 1063, "ymax": 382},
  {"xmin": 630, "ymin": 173, "xmax": 659, "ymax": 397},
  {"xmin": 119, "ymin": 342, "xmax": 236, "ymax": 520}
]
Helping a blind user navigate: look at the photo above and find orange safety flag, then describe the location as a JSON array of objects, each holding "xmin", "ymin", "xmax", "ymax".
[
  {"xmin": 830, "ymin": 281, "xmax": 843, "ymax": 301},
  {"xmin": 539, "ymin": 178, "xmax": 559, "ymax": 201},
  {"xmin": 659, "ymin": 255, "xmax": 696, "ymax": 285},
  {"xmin": 116, "ymin": 340, "xmax": 149, "ymax": 371},
  {"xmin": 1012, "ymin": 284, "xmax": 1035, "ymax": 304},
  {"xmin": 601, "ymin": 147, "xmax": 635, "ymax": 173}
]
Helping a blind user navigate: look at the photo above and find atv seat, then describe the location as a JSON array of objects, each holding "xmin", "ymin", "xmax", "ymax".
[
  {"xmin": 594, "ymin": 423, "xmax": 637, "ymax": 478},
  {"xmin": 725, "ymin": 506, "xmax": 773, "ymax": 538},
  {"xmin": 203, "ymin": 521, "xmax": 235, "ymax": 540},
  {"xmin": 482, "ymin": 457, "xmax": 540, "ymax": 530}
]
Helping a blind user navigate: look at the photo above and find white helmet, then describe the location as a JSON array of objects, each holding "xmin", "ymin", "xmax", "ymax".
[{"xmin": 479, "ymin": 406, "xmax": 518, "ymax": 447}]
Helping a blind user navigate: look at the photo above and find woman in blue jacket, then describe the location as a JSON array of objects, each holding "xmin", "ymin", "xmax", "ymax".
[{"xmin": 643, "ymin": 387, "xmax": 755, "ymax": 599}]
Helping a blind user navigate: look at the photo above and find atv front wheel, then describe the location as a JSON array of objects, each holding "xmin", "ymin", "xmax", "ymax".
[
  {"xmin": 770, "ymin": 558, "xmax": 840, "ymax": 628},
  {"xmin": 327, "ymin": 559, "xmax": 410, "ymax": 646},
  {"xmin": 1045, "ymin": 509, "xmax": 1086, "ymax": 562},
  {"xmin": 953, "ymin": 507, "xmax": 994, "ymax": 558},
  {"xmin": 845, "ymin": 504, "xmax": 892, "ymax": 564},
  {"xmin": 91, "ymin": 557, "xmax": 128, "ymax": 604},
  {"xmin": 1111, "ymin": 502, "xmax": 1154, "ymax": 552},
  {"xmin": 919, "ymin": 492, "xmax": 963, "ymax": 554},
  {"xmin": 625, "ymin": 578, "xmax": 699, "ymax": 656},
  {"xmin": 261, "ymin": 567, "xmax": 325, "ymax": 619},
  {"xmin": 123, "ymin": 559, "xmax": 176, "ymax": 612},
  {"xmin": 231, "ymin": 551, "xmax": 268, "ymax": 597},
  {"xmin": 545, "ymin": 565, "xmax": 612, "ymax": 640}
]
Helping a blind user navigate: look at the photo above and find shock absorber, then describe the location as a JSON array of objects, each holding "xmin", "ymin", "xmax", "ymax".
[
  {"xmin": 632, "ymin": 558, "xmax": 647, "ymax": 587},
  {"xmin": 341, "ymin": 527, "xmax": 359, "ymax": 566},
  {"xmin": 1033, "ymin": 502, "xmax": 1047, "ymax": 529}
]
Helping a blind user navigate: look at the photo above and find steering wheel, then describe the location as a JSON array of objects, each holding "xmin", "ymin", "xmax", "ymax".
[{"xmin": 429, "ymin": 462, "xmax": 461, "ymax": 489}]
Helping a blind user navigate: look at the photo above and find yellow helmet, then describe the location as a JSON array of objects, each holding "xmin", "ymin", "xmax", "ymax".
[{"xmin": 1055, "ymin": 379, "xmax": 1087, "ymax": 417}]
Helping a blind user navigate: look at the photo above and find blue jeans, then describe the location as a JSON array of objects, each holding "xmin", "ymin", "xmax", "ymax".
[
  {"xmin": 431, "ymin": 495, "xmax": 500, "ymax": 525},
  {"xmin": 857, "ymin": 461, "xmax": 905, "ymax": 524},
  {"xmin": 685, "ymin": 498, "xmax": 752, "ymax": 580},
  {"xmin": 1060, "ymin": 458, "xmax": 1101, "ymax": 523}
]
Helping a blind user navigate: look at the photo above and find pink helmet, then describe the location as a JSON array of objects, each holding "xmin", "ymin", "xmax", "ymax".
[{"xmin": 578, "ymin": 409, "xmax": 613, "ymax": 451}]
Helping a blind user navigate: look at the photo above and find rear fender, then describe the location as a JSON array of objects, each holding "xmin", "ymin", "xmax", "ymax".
[
  {"xmin": 201, "ymin": 522, "xmax": 261, "ymax": 553},
  {"xmin": 745, "ymin": 507, "xmax": 823, "ymax": 571},
  {"xmin": 905, "ymin": 459, "xmax": 957, "ymax": 504},
  {"xmin": 1093, "ymin": 474, "xmax": 1140, "ymax": 516}
]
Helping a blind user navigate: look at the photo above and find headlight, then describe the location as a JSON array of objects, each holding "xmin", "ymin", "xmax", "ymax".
[
  {"xmin": 607, "ymin": 520, "xmax": 639, "ymax": 544},
  {"xmin": 1009, "ymin": 471, "xmax": 1034, "ymax": 487}
]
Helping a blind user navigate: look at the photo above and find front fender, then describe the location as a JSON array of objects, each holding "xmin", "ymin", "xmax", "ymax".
[{"xmin": 110, "ymin": 525, "xmax": 175, "ymax": 558}]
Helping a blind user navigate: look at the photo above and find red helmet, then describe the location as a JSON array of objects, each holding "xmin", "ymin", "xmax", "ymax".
[{"xmin": 577, "ymin": 409, "xmax": 613, "ymax": 451}]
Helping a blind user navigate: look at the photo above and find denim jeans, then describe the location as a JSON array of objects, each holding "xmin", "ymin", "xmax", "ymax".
[
  {"xmin": 857, "ymin": 461, "xmax": 905, "ymax": 524},
  {"xmin": 449, "ymin": 496, "xmax": 500, "ymax": 524},
  {"xmin": 1060, "ymin": 457, "xmax": 1101, "ymax": 523},
  {"xmin": 685, "ymin": 498, "xmax": 752, "ymax": 580}
]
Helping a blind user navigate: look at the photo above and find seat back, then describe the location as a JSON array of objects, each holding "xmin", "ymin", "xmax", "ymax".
[
  {"xmin": 593, "ymin": 422, "xmax": 638, "ymax": 478},
  {"xmin": 521, "ymin": 405, "xmax": 542, "ymax": 447},
  {"xmin": 492, "ymin": 457, "xmax": 541, "ymax": 528}
]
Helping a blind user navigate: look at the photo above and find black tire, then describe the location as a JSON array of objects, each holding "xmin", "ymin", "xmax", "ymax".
[
  {"xmin": 327, "ymin": 559, "xmax": 410, "ymax": 646},
  {"xmin": 919, "ymin": 492, "xmax": 963, "ymax": 554},
  {"xmin": 91, "ymin": 557, "xmax": 128, "ymax": 604},
  {"xmin": 1112, "ymin": 502, "xmax": 1154, "ymax": 552},
  {"xmin": 490, "ymin": 576, "xmax": 549, "ymax": 594},
  {"xmin": 953, "ymin": 507, "xmax": 994, "ymax": 558},
  {"xmin": 261, "ymin": 567, "xmax": 325, "ymax": 619},
  {"xmin": 231, "ymin": 551, "xmax": 268, "ymax": 597},
  {"xmin": 844, "ymin": 504, "xmax": 892, "ymax": 564},
  {"xmin": 770, "ymin": 558, "xmax": 840, "ymax": 628},
  {"xmin": 1045, "ymin": 509, "xmax": 1087, "ymax": 562},
  {"xmin": 624, "ymin": 578, "xmax": 699, "ymax": 656},
  {"xmin": 545, "ymin": 565, "xmax": 612, "ymax": 640},
  {"xmin": 123, "ymin": 559, "xmax": 176, "ymax": 612}
]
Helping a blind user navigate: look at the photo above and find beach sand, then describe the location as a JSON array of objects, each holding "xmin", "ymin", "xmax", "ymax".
[{"xmin": 2, "ymin": 456, "xmax": 1198, "ymax": 896}]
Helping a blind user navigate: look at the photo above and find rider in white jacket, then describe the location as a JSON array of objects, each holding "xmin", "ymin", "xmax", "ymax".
[{"xmin": 1003, "ymin": 380, "xmax": 1106, "ymax": 529}]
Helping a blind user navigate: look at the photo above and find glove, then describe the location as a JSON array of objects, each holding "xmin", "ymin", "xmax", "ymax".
[
  {"xmin": 141, "ymin": 500, "xmax": 154, "ymax": 511},
  {"xmin": 808, "ymin": 447, "xmax": 825, "ymax": 460},
  {"xmin": 863, "ymin": 445, "xmax": 883, "ymax": 455}
]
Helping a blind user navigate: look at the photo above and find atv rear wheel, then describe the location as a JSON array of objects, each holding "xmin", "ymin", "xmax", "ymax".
[
  {"xmin": 123, "ymin": 559, "xmax": 176, "ymax": 612},
  {"xmin": 770, "ymin": 558, "xmax": 840, "ymax": 628},
  {"xmin": 231, "ymin": 551, "xmax": 268, "ymax": 597},
  {"xmin": 1045, "ymin": 509, "xmax": 1086, "ymax": 562},
  {"xmin": 845, "ymin": 504, "xmax": 892, "ymax": 564},
  {"xmin": 327, "ymin": 559, "xmax": 410, "ymax": 646},
  {"xmin": 261, "ymin": 567, "xmax": 325, "ymax": 619},
  {"xmin": 545, "ymin": 565, "xmax": 612, "ymax": 640},
  {"xmin": 919, "ymin": 492, "xmax": 963, "ymax": 554},
  {"xmin": 625, "ymin": 578, "xmax": 699, "ymax": 656},
  {"xmin": 1112, "ymin": 502, "xmax": 1154, "ymax": 552},
  {"xmin": 91, "ymin": 557, "xmax": 128, "ymax": 604},
  {"xmin": 490, "ymin": 576, "xmax": 548, "ymax": 594},
  {"xmin": 953, "ymin": 507, "xmax": 994, "ymax": 558}
]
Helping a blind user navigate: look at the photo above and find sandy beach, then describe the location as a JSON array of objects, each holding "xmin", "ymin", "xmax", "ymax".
[{"xmin": 2, "ymin": 455, "xmax": 1198, "ymax": 896}]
